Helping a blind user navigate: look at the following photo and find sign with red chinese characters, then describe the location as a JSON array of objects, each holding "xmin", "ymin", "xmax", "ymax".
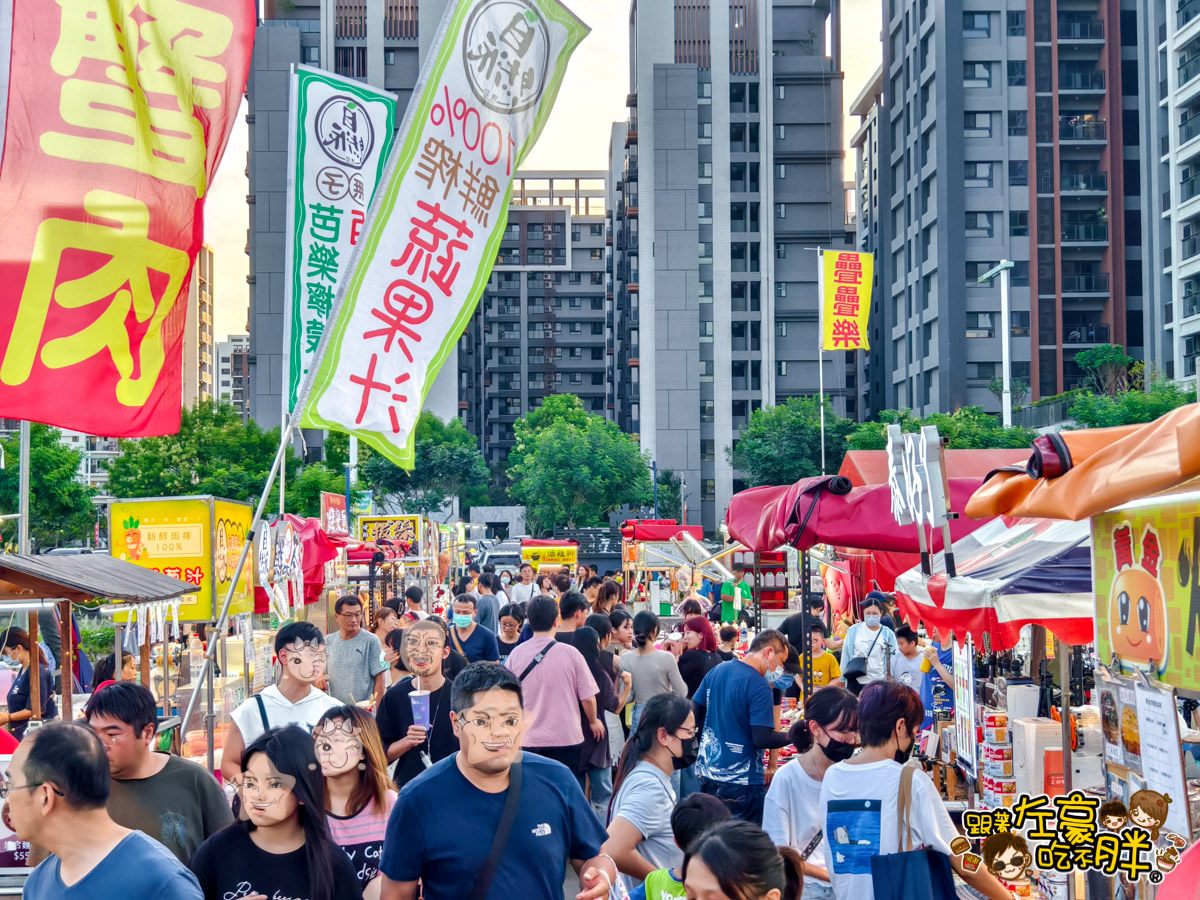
[
  {"xmin": 283, "ymin": 66, "xmax": 397, "ymax": 414},
  {"xmin": 298, "ymin": 0, "xmax": 588, "ymax": 468},
  {"xmin": 320, "ymin": 491, "xmax": 349, "ymax": 537},
  {"xmin": 820, "ymin": 250, "xmax": 874, "ymax": 352},
  {"xmin": 0, "ymin": 0, "xmax": 254, "ymax": 436}
]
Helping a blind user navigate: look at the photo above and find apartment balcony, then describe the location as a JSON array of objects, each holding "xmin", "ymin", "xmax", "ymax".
[
  {"xmin": 1183, "ymin": 277, "xmax": 1200, "ymax": 317},
  {"xmin": 1058, "ymin": 17, "xmax": 1104, "ymax": 41},
  {"xmin": 1182, "ymin": 0, "xmax": 1200, "ymax": 30},
  {"xmin": 625, "ymin": 129, "xmax": 638, "ymax": 147},
  {"xmin": 1063, "ymin": 323, "xmax": 1111, "ymax": 344},
  {"xmin": 1185, "ymin": 111, "xmax": 1200, "ymax": 146},
  {"xmin": 1060, "ymin": 117, "xmax": 1106, "ymax": 142},
  {"xmin": 1182, "ymin": 52, "xmax": 1200, "ymax": 89},
  {"xmin": 1059, "ymin": 70, "xmax": 1106, "ymax": 92},
  {"xmin": 1061, "ymin": 222, "xmax": 1109, "ymax": 243},
  {"xmin": 1184, "ymin": 172, "xmax": 1200, "ymax": 203},
  {"xmin": 1061, "ymin": 273, "xmax": 1110, "ymax": 294},
  {"xmin": 1184, "ymin": 234, "xmax": 1200, "ymax": 260},
  {"xmin": 1060, "ymin": 172, "xmax": 1108, "ymax": 193}
]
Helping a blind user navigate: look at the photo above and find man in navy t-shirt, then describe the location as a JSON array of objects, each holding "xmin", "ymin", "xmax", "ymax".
[
  {"xmin": 379, "ymin": 662, "xmax": 615, "ymax": 900},
  {"xmin": 693, "ymin": 629, "xmax": 792, "ymax": 825},
  {"xmin": 449, "ymin": 595, "xmax": 501, "ymax": 663},
  {"xmin": 14, "ymin": 722, "xmax": 202, "ymax": 899}
]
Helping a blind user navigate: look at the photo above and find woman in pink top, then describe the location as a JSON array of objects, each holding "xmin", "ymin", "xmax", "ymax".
[{"xmin": 315, "ymin": 706, "xmax": 397, "ymax": 898}]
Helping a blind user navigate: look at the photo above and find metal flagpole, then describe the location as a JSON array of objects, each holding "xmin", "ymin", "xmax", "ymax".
[
  {"xmin": 18, "ymin": 421, "xmax": 29, "ymax": 554},
  {"xmin": 817, "ymin": 249, "xmax": 826, "ymax": 474}
]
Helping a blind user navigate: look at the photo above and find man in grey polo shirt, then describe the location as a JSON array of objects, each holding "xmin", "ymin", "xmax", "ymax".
[{"xmin": 325, "ymin": 595, "xmax": 388, "ymax": 705}]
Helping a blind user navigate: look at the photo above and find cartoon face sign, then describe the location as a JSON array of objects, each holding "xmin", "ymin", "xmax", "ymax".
[
  {"xmin": 1108, "ymin": 525, "xmax": 1168, "ymax": 669},
  {"xmin": 314, "ymin": 718, "xmax": 364, "ymax": 777},
  {"xmin": 982, "ymin": 832, "xmax": 1032, "ymax": 882}
]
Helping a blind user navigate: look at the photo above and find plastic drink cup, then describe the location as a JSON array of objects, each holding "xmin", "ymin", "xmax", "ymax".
[{"xmin": 411, "ymin": 690, "xmax": 431, "ymax": 729}]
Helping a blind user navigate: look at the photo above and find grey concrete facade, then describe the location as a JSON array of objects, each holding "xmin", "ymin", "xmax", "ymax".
[{"xmin": 612, "ymin": 0, "xmax": 850, "ymax": 534}]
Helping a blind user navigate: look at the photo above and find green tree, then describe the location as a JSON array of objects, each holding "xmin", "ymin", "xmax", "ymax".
[
  {"xmin": 0, "ymin": 425, "xmax": 97, "ymax": 550},
  {"xmin": 654, "ymin": 468, "xmax": 683, "ymax": 521},
  {"xmin": 106, "ymin": 402, "xmax": 300, "ymax": 505},
  {"xmin": 1074, "ymin": 343, "xmax": 1134, "ymax": 396},
  {"xmin": 507, "ymin": 398, "xmax": 652, "ymax": 533},
  {"xmin": 728, "ymin": 397, "xmax": 855, "ymax": 485},
  {"xmin": 1068, "ymin": 379, "xmax": 1196, "ymax": 428},
  {"xmin": 988, "ymin": 376, "xmax": 1030, "ymax": 409},
  {"xmin": 846, "ymin": 406, "xmax": 1035, "ymax": 451},
  {"xmin": 361, "ymin": 412, "xmax": 489, "ymax": 516},
  {"xmin": 286, "ymin": 463, "xmax": 353, "ymax": 519}
]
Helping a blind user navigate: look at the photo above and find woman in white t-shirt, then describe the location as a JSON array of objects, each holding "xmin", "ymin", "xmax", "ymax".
[
  {"xmin": 817, "ymin": 682, "xmax": 1010, "ymax": 900},
  {"xmin": 222, "ymin": 621, "xmax": 340, "ymax": 782},
  {"xmin": 763, "ymin": 686, "xmax": 859, "ymax": 900}
]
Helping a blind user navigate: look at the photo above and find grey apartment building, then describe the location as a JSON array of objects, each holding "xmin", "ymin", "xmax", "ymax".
[
  {"xmin": 610, "ymin": 0, "xmax": 851, "ymax": 533},
  {"xmin": 458, "ymin": 173, "xmax": 610, "ymax": 472},
  {"xmin": 246, "ymin": 0, "xmax": 458, "ymax": 430},
  {"xmin": 855, "ymin": 0, "xmax": 1147, "ymax": 418}
]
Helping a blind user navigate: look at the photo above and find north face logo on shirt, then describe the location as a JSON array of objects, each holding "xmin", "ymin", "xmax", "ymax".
[{"xmin": 531, "ymin": 823, "xmax": 552, "ymax": 837}]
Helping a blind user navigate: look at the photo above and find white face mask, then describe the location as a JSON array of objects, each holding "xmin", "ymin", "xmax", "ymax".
[{"xmin": 864, "ymin": 613, "xmax": 881, "ymax": 628}]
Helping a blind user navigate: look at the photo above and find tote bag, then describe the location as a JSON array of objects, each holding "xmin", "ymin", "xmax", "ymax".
[{"xmin": 868, "ymin": 763, "xmax": 958, "ymax": 900}]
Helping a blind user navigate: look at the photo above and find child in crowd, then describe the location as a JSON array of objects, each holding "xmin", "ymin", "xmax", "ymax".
[{"xmin": 630, "ymin": 793, "xmax": 732, "ymax": 900}]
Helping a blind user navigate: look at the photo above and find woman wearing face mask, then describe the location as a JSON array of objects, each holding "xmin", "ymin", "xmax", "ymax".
[
  {"xmin": 315, "ymin": 707, "xmax": 396, "ymax": 897},
  {"xmin": 817, "ymin": 682, "xmax": 1011, "ymax": 900},
  {"xmin": 682, "ymin": 819, "xmax": 805, "ymax": 900},
  {"xmin": 603, "ymin": 694, "xmax": 698, "ymax": 892},
  {"xmin": 0, "ymin": 629, "xmax": 56, "ymax": 738},
  {"xmin": 762, "ymin": 687, "xmax": 858, "ymax": 899},
  {"xmin": 189, "ymin": 725, "xmax": 361, "ymax": 900},
  {"xmin": 496, "ymin": 603, "xmax": 525, "ymax": 663},
  {"xmin": 838, "ymin": 597, "xmax": 897, "ymax": 695}
]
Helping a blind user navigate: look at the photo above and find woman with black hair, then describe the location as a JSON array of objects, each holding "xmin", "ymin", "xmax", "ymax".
[
  {"xmin": 610, "ymin": 607, "xmax": 635, "ymax": 655},
  {"xmin": 603, "ymin": 693, "xmax": 697, "ymax": 893},
  {"xmin": 572, "ymin": 625, "xmax": 625, "ymax": 820},
  {"xmin": 594, "ymin": 580, "xmax": 622, "ymax": 616},
  {"xmin": 496, "ymin": 602, "xmax": 525, "ymax": 663},
  {"xmin": 588, "ymin": 613, "xmax": 633, "ymax": 775},
  {"xmin": 683, "ymin": 819, "xmax": 805, "ymax": 900},
  {"xmin": 189, "ymin": 725, "xmax": 361, "ymax": 900},
  {"xmin": 762, "ymin": 686, "xmax": 858, "ymax": 898},
  {"xmin": 619, "ymin": 611, "xmax": 687, "ymax": 732},
  {"xmin": 0, "ymin": 628, "xmax": 55, "ymax": 737},
  {"xmin": 92, "ymin": 651, "xmax": 136, "ymax": 686}
]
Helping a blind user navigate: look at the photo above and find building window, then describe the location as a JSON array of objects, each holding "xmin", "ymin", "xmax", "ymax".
[
  {"xmin": 776, "ymin": 282, "xmax": 787, "ymax": 297},
  {"xmin": 702, "ymin": 479, "xmax": 716, "ymax": 501},
  {"xmin": 700, "ymin": 162, "xmax": 712, "ymax": 179},
  {"xmin": 776, "ymin": 124, "xmax": 786, "ymax": 140},
  {"xmin": 699, "ymin": 360, "xmax": 713, "ymax": 381},
  {"xmin": 305, "ymin": 45, "xmax": 320, "ymax": 64},
  {"xmin": 1007, "ymin": 61, "xmax": 1026, "ymax": 86},
  {"xmin": 1007, "ymin": 11, "xmax": 1026, "ymax": 36},
  {"xmin": 965, "ymin": 261, "xmax": 991, "ymax": 284},
  {"xmin": 777, "ymin": 163, "xmax": 786, "ymax": 179},
  {"xmin": 701, "ymin": 439, "xmax": 715, "ymax": 461},
  {"xmin": 1010, "ymin": 211, "xmax": 1029, "ymax": 236},
  {"xmin": 776, "ymin": 85, "xmax": 786, "ymax": 100},
  {"xmin": 776, "ymin": 320, "xmax": 788, "ymax": 337},
  {"xmin": 777, "ymin": 203, "xmax": 787, "ymax": 219},
  {"xmin": 699, "ymin": 122, "xmax": 712, "ymax": 139},
  {"xmin": 699, "ymin": 80, "xmax": 712, "ymax": 98},
  {"xmin": 385, "ymin": 50, "xmax": 396, "ymax": 66},
  {"xmin": 1011, "ymin": 311, "xmax": 1030, "ymax": 336},
  {"xmin": 777, "ymin": 360, "xmax": 788, "ymax": 376},
  {"xmin": 775, "ymin": 243, "xmax": 786, "ymax": 259},
  {"xmin": 963, "ymin": 12, "xmax": 991, "ymax": 38},
  {"xmin": 963, "ymin": 62, "xmax": 993, "ymax": 89},
  {"xmin": 964, "ymin": 112, "xmax": 992, "ymax": 138},
  {"xmin": 1007, "ymin": 110, "xmax": 1027, "ymax": 136},
  {"xmin": 965, "ymin": 162, "xmax": 994, "ymax": 187},
  {"xmin": 1008, "ymin": 160, "xmax": 1028, "ymax": 186},
  {"xmin": 701, "ymin": 401, "xmax": 714, "ymax": 423},
  {"xmin": 965, "ymin": 312, "xmax": 995, "ymax": 338},
  {"xmin": 965, "ymin": 212, "xmax": 994, "ymax": 237},
  {"xmin": 700, "ymin": 321, "xmax": 714, "ymax": 338}
]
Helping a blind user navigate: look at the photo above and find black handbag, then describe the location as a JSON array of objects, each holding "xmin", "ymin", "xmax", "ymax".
[
  {"xmin": 842, "ymin": 627, "xmax": 882, "ymax": 682},
  {"xmin": 869, "ymin": 763, "xmax": 957, "ymax": 899}
]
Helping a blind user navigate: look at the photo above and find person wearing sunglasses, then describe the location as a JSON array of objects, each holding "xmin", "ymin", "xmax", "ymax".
[{"xmin": 13, "ymin": 721, "xmax": 203, "ymax": 898}]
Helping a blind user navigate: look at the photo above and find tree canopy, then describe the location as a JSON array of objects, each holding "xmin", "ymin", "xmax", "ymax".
[
  {"xmin": 0, "ymin": 425, "xmax": 96, "ymax": 550},
  {"xmin": 507, "ymin": 395, "xmax": 651, "ymax": 533},
  {"xmin": 728, "ymin": 396, "xmax": 854, "ymax": 486},
  {"xmin": 361, "ymin": 412, "xmax": 489, "ymax": 516},
  {"xmin": 1068, "ymin": 379, "xmax": 1196, "ymax": 429},
  {"xmin": 845, "ymin": 406, "xmax": 1035, "ymax": 451},
  {"xmin": 1074, "ymin": 343, "xmax": 1134, "ymax": 395}
]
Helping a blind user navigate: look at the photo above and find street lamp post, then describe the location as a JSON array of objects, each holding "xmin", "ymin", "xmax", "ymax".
[{"xmin": 978, "ymin": 260, "xmax": 1016, "ymax": 428}]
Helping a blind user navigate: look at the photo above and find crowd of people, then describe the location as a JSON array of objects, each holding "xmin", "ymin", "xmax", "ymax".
[{"xmin": 8, "ymin": 566, "xmax": 1011, "ymax": 900}]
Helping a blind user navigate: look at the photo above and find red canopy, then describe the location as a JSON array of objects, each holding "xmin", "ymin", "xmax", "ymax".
[
  {"xmin": 254, "ymin": 515, "xmax": 347, "ymax": 613},
  {"xmin": 619, "ymin": 520, "xmax": 704, "ymax": 542},
  {"xmin": 724, "ymin": 476, "xmax": 992, "ymax": 553}
]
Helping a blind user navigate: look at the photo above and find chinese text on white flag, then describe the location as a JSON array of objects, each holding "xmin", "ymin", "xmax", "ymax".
[{"xmin": 298, "ymin": 0, "xmax": 588, "ymax": 466}]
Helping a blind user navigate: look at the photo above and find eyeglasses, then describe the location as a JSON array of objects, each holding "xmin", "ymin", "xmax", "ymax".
[
  {"xmin": 338, "ymin": 612, "xmax": 364, "ymax": 620},
  {"xmin": 0, "ymin": 778, "xmax": 59, "ymax": 801},
  {"xmin": 93, "ymin": 729, "xmax": 132, "ymax": 746},
  {"xmin": 674, "ymin": 726, "xmax": 698, "ymax": 740}
]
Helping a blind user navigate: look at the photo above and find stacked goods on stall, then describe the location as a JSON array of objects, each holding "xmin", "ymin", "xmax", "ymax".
[{"xmin": 979, "ymin": 708, "xmax": 1016, "ymax": 808}]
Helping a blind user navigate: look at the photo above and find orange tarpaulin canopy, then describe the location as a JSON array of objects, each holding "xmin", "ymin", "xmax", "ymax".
[
  {"xmin": 966, "ymin": 403, "xmax": 1200, "ymax": 520},
  {"xmin": 838, "ymin": 449, "xmax": 1029, "ymax": 487}
]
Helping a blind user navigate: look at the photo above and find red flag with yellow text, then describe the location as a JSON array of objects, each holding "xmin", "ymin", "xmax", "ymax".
[{"xmin": 0, "ymin": 0, "xmax": 254, "ymax": 436}]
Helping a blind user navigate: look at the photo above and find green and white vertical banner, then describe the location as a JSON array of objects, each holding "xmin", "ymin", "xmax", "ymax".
[
  {"xmin": 297, "ymin": 0, "xmax": 589, "ymax": 467},
  {"xmin": 283, "ymin": 65, "xmax": 397, "ymax": 414}
]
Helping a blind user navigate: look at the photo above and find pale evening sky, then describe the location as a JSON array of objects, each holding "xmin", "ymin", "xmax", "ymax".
[{"xmin": 206, "ymin": 0, "xmax": 884, "ymax": 341}]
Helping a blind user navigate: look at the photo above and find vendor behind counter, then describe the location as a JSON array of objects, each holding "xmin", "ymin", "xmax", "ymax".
[{"xmin": 0, "ymin": 628, "xmax": 55, "ymax": 738}]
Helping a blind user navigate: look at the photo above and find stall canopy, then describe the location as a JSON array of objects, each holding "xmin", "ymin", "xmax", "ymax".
[
  {"xmin": 0, "ymin": 553, "xmax": 193, "ymax": 603},
  {"xmin": 966, "ymin": 403, "xmax": 1200, "ymax": 521},
  {"xmin": 724, "ymin": 476, "xmax": 992, "ymax": 554},
  {"xmin": 839, "ymin": 449, "xmax": 1029, "ymax": 487},
  {"xmin": 620, "ymin": 520, "xmax": 704, "ymax": 542},
  {"xmin": 892, "ymin": 517, "xmax": 1094, "ymax": 651}
]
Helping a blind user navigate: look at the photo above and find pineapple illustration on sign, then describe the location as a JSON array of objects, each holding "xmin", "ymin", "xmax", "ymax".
[{"xmin": 122, "ymin": 516, "xmax": 144, "ymax": 560}]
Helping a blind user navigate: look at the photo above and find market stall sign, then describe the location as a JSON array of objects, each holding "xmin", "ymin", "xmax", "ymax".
[
  {"xmin": 1092, "ymin": 494, "xmax": 1200, "ymax": 688},
  {"xmin": 110, "ymin": 497, "xmax": 254, "ymax": 622},
  {"xmin": 359, "ymin": 515, "xmax": 420, "ymax": 555},
  {"xmin": 320, "ymin": 491, "xmax": 349, "ymax": 537},
  {"xmin": 521, "ymin": 543, "xmax": 577, "ymax": 568}
]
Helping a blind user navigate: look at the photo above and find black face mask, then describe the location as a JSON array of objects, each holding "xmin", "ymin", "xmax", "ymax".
[
  {"xmin": 894, "ymin": 730, "xmax": 915, "ymax": 764},
  {"xmin": 671, "ymin": 735, "xmax": 699, "ymax": 770},
  {"xmin": 818, "ymin": 733, "xmax": 857, "ymax": 763}
]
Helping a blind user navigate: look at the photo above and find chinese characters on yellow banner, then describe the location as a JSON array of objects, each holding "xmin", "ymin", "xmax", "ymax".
[{"xmin": 820, "ymin": 250, "xmax": 873, "ymax": 352}]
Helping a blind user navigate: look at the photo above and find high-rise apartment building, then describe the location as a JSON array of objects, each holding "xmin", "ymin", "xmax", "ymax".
[
  {"xmin": 457, "ymin": 172, "xmax": 609, "ymax": 472},
  {"xmin": 218, "ymin": 334, "xmax": 251, "ymax": 420},
  {"xmin": 860, "ymin": 0, "xmax": 1145, "ymax": 419},
  {"xmin": 610, "ymin": 0, "xmax": 849, "ymax": 532},
  {"xmin": 246, "ymin": 0, "xmax": 457, "ymax": 429},
  {"xmin": 182, "ymin": 244, "xmax": 216, "ymax": 408}
]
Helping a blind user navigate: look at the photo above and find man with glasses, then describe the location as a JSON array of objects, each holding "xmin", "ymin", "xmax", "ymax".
[
  {"xmin": 83, "ymin": 681, "xmax": 230, "ymax": 864},
  {"xmin": 377, "ymin": 619, "xmax": 459, "ymax": 788},
  {"xmin": 11, "ymin": 721, "xmax": 203, "ymax": 898},
  {"xmin": 326, "ymin": 594, "xmax": 388, "ymax": 706},
  {"xmin": 379, "ymin": 662, "xmax": 616, "ymax": 900}
]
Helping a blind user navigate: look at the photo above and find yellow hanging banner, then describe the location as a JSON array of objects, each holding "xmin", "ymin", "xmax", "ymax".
[{"xmin": 820, "ymin": 250, "xmax": 873, "ymax": 351}]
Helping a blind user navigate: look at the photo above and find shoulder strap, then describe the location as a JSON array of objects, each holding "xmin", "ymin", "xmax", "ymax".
[
  {"xmin": 471, "ymin": 759, "xmax": 524, "ymax": 900},
  {"xmin": 896, "ymin": 762, "xmax": 916, "ymax": 852},
  {"xmin": 450, "ymin": 627, "xmax": 468, "ymax": 658},
  {"xmin": 866, "ymin": 628, "xmax": 883, "ymax": 656},
  {"xmin": 254, "ymin": 694, "xmax": 271, "ymax": 734},
  {"xmin": 518, "ymin": 643, "xmax": 555, "ymax": 681}
]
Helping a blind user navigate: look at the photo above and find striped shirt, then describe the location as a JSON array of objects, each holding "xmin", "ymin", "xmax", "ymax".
[{"xmin": 328, "ymin": 790, "xmax": 398, "ymax": 889}]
